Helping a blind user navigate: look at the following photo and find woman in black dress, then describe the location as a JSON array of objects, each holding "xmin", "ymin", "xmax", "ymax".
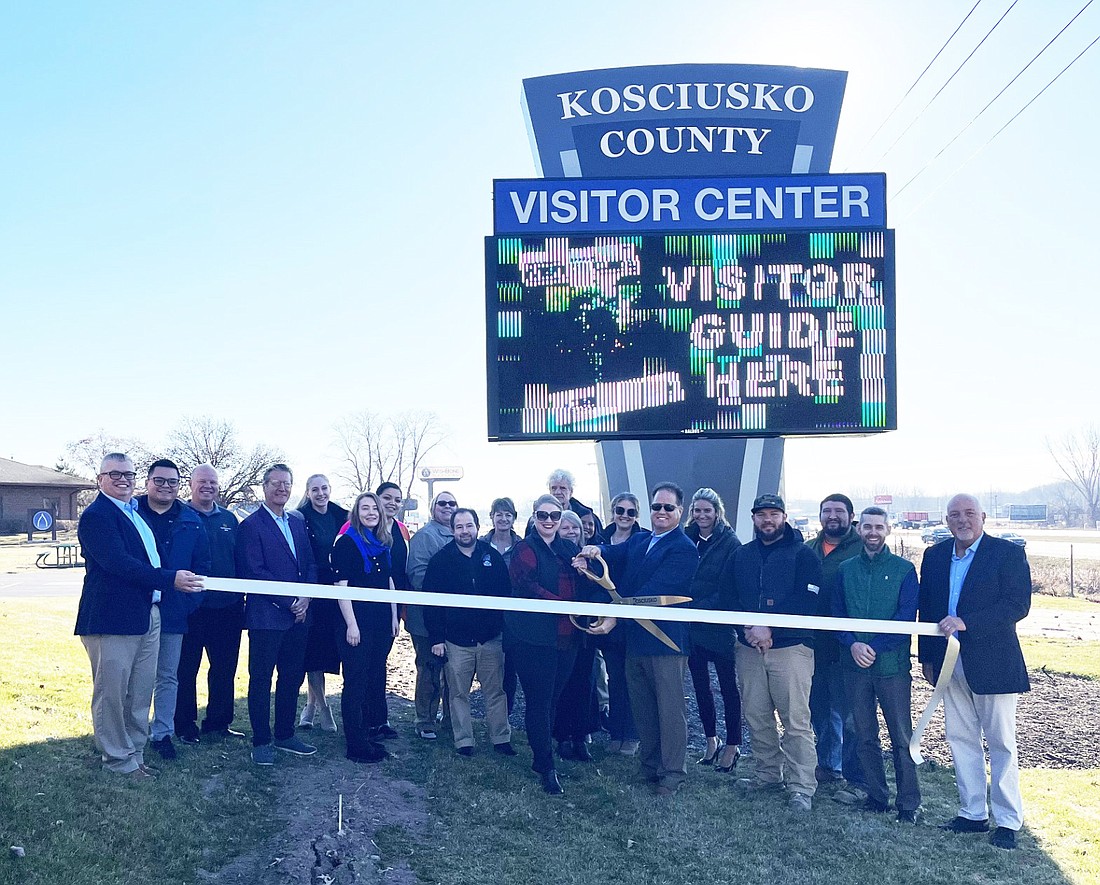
[
  {"xmin": 331, "ymin": 491, "xmax": 398, "ymax": 763},
  {"xmin": 296, "ymin": 474, "xmax": 347, "ymax": 732}
]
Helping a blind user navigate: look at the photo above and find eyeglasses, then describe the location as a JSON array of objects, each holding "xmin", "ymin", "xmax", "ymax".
[
  {"xmin": 650, "ymin": 502, "xmax": 678, "ymax": 513},
  {"xmin": 535, "ymin": 510, "xmax": 562, "ymax": 522},
  {"xmin": 100, "ymin": 471, "xmax": 136, "ymax": 482},
  {"xmin": 436, "ymin": 500, "xmax": 457, "ymax": 508},
  {"xmin": 150, "ymin": 477, "xmax": 180, "ymax": 488},
  {"xmin": 267, "ymin": 480, "xmax": 292, "ymax": 489},
  {"xmin": 614, "ymin": 506, "xmax": 637, "ymax": 518}
]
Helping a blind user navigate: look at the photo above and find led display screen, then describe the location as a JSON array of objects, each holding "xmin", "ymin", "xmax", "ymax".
[{"xmin": 486, "ymin": 231, "xmax": 895, "ymax": 441}]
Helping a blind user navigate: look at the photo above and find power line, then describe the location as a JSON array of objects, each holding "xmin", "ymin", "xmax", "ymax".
[
  {"xmin": 845, "ymin": 0, "xmax": 984, "ymax": 170},
  {"xmin": 892, "ymin": 0, "xmax": 1096, "ymax": 200},
  {"xmin": 875, "ymin": 0, "xmax": 1021, "ymax": 164},
  {"xmin": 895, "ymin": 30, "xmax": 1100, "ymax": 221}
]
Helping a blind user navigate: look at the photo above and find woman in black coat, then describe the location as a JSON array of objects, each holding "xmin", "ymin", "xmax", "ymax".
[{"xmin": 684, "ymin": 487, "xmax": 743, "ymax": 771}]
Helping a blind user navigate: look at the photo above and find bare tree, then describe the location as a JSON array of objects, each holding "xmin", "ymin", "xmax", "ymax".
[
  {"xmin": 166, "ymin": 416, "xmax": 284, "ymax": 508},
  {"xmin": 1048, "ymin": 425, "xmax": 1100, "ymax": 528},
  {"xmin": 63, "ymin": 431, "xmax": 157, "ymax": 479},
  {"xmin": 333, "ymin": 410, "xmax": 447, "ymax": 497}
]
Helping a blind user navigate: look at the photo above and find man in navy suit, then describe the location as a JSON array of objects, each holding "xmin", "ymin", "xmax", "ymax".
[
  {"xmin": 574, "ymin": 482, "xmax": 699, "ymax": 796},
  {"xmin": 236, "ymin": 464, "xmax": 319, "ymax": 765},
  {"xmin": 75, "ymin": 453, "xmax": 203, "ymax": 777},
  {"xmin": 919, "ymin": 493, "xmax": 1031, "ymax": 850}
]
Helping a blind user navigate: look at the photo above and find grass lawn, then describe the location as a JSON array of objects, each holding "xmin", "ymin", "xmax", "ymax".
[
  {"xmin": 1021, "ymin": 637, "xmax": 1100, "ymax": 680},
  {"xmin": 2, "ymin": 596, "xmax": 1097, "ymax": 885},
  {"xmin": 1030, "ymin": 595, "xmax": 1099, "ymax": 614}
]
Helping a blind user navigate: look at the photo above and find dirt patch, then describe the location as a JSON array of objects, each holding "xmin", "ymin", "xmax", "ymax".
[{"xmin": 198, "ymin": 709, "xmax": 428, "ymax": 884}]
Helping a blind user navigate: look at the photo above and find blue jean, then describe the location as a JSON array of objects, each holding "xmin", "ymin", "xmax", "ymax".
[
  {"xmin": 150, "ymin": 632, "xmax": 184, "ymax": 741},
  {"xmin": 810, "ymin": 659, "xmax": 865, "ymax": 786}
]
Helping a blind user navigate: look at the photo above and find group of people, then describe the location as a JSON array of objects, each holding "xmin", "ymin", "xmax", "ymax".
[{"xmin": 76, "ymin": 456, "xmax": 1032, "ymax": 850}]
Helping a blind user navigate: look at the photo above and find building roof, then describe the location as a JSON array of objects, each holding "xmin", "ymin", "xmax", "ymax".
[{"xmin": 0, "ymin": 457, "xmax": 95, "ymax": 489}]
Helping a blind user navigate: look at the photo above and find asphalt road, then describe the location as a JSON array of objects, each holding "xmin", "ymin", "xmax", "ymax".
[{"xmin": 0, "ymin": 569, "xmax": 83, "ymax": 599}]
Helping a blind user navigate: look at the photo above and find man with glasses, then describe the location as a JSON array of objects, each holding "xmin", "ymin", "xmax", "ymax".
[
  {"xmin": 76, "ymin": 453, "xmax": 204, "ymax": 778},
  {"xmin": 237, "ymin": 464, "xmax": 318, "ymax": 765},
  {"xmin": 137, "ymin": 459, "xmax": 212, "ymax": 761},
  {"xmin": 176, "ymin": 464, "xmax": 245, "ymax": 743},
  {"xmin": 918, "ymin": 494, "xmax": 1031, "ymax": 850},
  {"xmin": 405, "ymin": 491, "xmax": 458, "ymax": 739},
  {"xmin": 574, "ymin": 482, "xmax": 698, "ymax": 796}
]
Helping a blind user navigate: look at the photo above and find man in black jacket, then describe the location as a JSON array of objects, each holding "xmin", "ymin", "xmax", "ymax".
[
  {"xmin": 424, "ymin": 508, "xmax": 514, "ymax": 757},
  {"xmin": 919, "ymin": 493, "xmax": 1031, "ymax": 850},
  {"xmin": 725, "ymin": 494, "xmax": 823, "ymax": 813}
]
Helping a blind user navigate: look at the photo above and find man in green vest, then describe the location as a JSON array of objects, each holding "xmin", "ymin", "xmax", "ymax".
[{"xmin": 832, "ymin": 506, "xmax": 921, "ymax": 823}]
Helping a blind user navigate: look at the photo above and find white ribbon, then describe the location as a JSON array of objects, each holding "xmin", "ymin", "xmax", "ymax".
[{"xmin": 206, "ymin": 576, "xmax": 959, "ymax": 764}]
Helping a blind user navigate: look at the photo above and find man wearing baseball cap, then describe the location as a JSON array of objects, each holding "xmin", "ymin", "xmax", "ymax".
[{"xmin": 722, "ymin": 494, "xmax": 823, "ymax": 812}]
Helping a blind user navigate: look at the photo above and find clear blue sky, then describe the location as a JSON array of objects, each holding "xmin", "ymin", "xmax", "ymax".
[{"xmin": 3, "ymin": 1, "xmax": 1097, "ymax": 517}]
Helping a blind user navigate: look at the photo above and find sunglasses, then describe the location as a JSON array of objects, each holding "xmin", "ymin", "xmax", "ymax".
[
  {"xmin": 650, "ymin": 502, "xmax": 678, "ymax": 513},
  {"xmin": 436, "ymin": 500, "xmax": 458, "ymax": 507},
  {"xmin": 614, "ymin": 506, "xmax": 637, "ymax": 518},
  {"xmin": 535, "ymin": 510, "xmax": 562, "ymax": 522}
]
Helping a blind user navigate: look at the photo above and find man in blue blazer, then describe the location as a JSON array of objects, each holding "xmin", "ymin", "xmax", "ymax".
[
  {"xmin": 919, "ymin": 493, "xmax": 1031, "ymax": 850},
  {"xmin": 75, "ymin": 453, "xmax": 203, "ymax": 777},
  {"xmin": 236, "ymin": 464, "xmax": 318, "ymax": 765},
  {"xmin": 575, "ymin": 482, "xmax": 699, "ymax": 796}
]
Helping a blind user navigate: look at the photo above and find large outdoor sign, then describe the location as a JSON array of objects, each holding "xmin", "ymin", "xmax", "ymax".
[
  {"xmin": 485, "ymin": 229, "xmax": 896, "ymax": 441},
  {"xmin": 494, "ymin": 174, "xmax": 886, "ymax": 235},
  {"xmin": 522, "ymin": 64, "xmax": 848, "ymax": 177}
]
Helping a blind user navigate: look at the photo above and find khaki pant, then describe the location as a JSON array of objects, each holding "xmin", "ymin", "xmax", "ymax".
[
  {"xmin": 736, "ymin": 642, "xmax": 817, "ymax": 796},
  {"xmin": 82, "ymin": 607, "xmax": 161, "ymax": 773},
  {"xmin": 444, "ymin": 637, "xmax": 510, "ymax": 749},
  {"xmin": 625, "ymin": 654, "xmax": 688, "ymax": 790}
]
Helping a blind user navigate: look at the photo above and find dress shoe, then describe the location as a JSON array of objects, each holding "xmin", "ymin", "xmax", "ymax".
[
  {"xmin": 989, "ymin": 827, "xmax": 1018, "ymax": 849},
  {"xmin": 317, "ymin": 705, "xmax": 338, "ymax": 733},
  {"xmin": 206, "ymin": 727, "xmax": 246, "ymax": 739},
  {"xmin": 715, "ymin": 745, "xmax": 740, "ymax": 772},
  {"xmin": 655, "ymin": 784, "xmax": 679, "ymax": 798},
  {"xmin": 493, "ymin": 742, "xmax": 518, "ymax": 756},
  {"xmin": 273, "ymin": 736, "xmax": 317, "ymax": 756},
  {"xmin": 541, "ymin": 770, "xmax": 564, "ymax": 795},
  {"xmin": 573, "ymin": 741, "xmax": 593, "ymax": 762},
  {"xmin": 456, "ymin": 746, "xmax": 474, "ymax": 757},
  {"xmin": 815, "ymin": 765, "xmax": 843, "ymax": 783},
  {"xmin": 862, "ymin": 797, "xmax": 889, "ymax": 813},
  {"xmin": 897, "ymin": 809, "xmax": 921, "ymax": 824},
  {"xmin": 373, "ymin": 724, "xmax": 399, "ymax": 740},
  {"xmin": 558, "ymin": 740, "xmax": 575, "ymax": 760},
  {"xmin": 939, "ymin": 816, "xmax": 990, "ymax": 833},
  {"xmin": 698, "ymin": 745, "xmax": 718, "ymax": 765},
  {"xmin": 151, "ymin": 737, "xmax": 176, "ymax": 760},
  {"xmin": 298, "ymin": 704, "xmax": 316, "ymax": 729},
  {"xmin": 177, "ymin": 728, "xmax": 201, "ymax": 745},
  {"xmin": 607, "ymin": 740, "xmax": 623, "ymax": 753}
]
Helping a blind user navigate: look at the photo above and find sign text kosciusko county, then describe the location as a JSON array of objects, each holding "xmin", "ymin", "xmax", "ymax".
[{"xmin": 494, "ymin": 175, "xmax": 886, "ymax": 235}]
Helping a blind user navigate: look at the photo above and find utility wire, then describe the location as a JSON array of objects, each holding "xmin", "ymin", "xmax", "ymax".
[
  {"xmin": 875, "ymin": 0, "xmax": 1021, "ymax": 163},
  {"xmin": 895, "ymin": 30, "xmax": 1100, "ymax": 220},
  {"xmin": 845, "ymin": 0, "xmax": 984, "ymax": 170},
  {"xmin": 892, "ymin": 0, "xmax": 1096, "ymax": 200}
]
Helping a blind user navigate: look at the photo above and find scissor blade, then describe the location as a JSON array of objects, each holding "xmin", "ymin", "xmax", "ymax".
[
  {"xmin": 635, "ymin": 618, "xmax": 681, "ymax": 653},
  {"xmin": 625, "ymin": 595, "xmax": 692, "ymax": 607}
]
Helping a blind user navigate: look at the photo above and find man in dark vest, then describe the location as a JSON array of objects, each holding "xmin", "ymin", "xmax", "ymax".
[{"xmin": 832, "ymin": 507, "xmax": 920, "ymax": 822}]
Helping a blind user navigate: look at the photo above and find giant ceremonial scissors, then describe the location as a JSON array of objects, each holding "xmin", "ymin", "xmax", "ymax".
[{"xmin": 572, "ymin": 551, "xmax": 691, "ymax": 652}]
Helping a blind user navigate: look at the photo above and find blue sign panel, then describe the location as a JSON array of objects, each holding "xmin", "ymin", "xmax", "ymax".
[
  {"xmin": 32, "ymin": 510, "xmax": 54, "ymax": 531},
  {"xmin": 522, "ymin": 65, "xmax": 848, "ymax": 177},
  {"xmin": 494, "ymin": 174, "xmax": 886, "ymax": 235}
]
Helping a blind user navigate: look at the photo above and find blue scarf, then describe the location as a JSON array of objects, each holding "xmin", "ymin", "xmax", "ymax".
[{"xmin": 338, "ymin": 524, "xmax": 391, "ymax": 574}]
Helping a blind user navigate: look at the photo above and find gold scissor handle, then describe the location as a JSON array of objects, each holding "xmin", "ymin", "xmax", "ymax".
[{"xmin": 576, "ymin": 551, "xmax": 616, "ymax": 591}]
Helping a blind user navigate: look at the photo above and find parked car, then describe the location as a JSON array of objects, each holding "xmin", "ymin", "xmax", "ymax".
[
  {"xmin": 999, "ymin": 532, "xmax": 1027, "ymax": 548},
  {"xmin": 922, "ymin": 526, "xmax": 953, "ymax": 545}
]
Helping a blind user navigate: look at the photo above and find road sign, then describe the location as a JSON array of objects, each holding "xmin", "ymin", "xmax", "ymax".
[
  {"xmin": 420, "ymin": 466, "xmax": 463, "ymax": 480},
  {"xmin": 32, "ymin": 510, "xmax": 54, "ymax": 531}
]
